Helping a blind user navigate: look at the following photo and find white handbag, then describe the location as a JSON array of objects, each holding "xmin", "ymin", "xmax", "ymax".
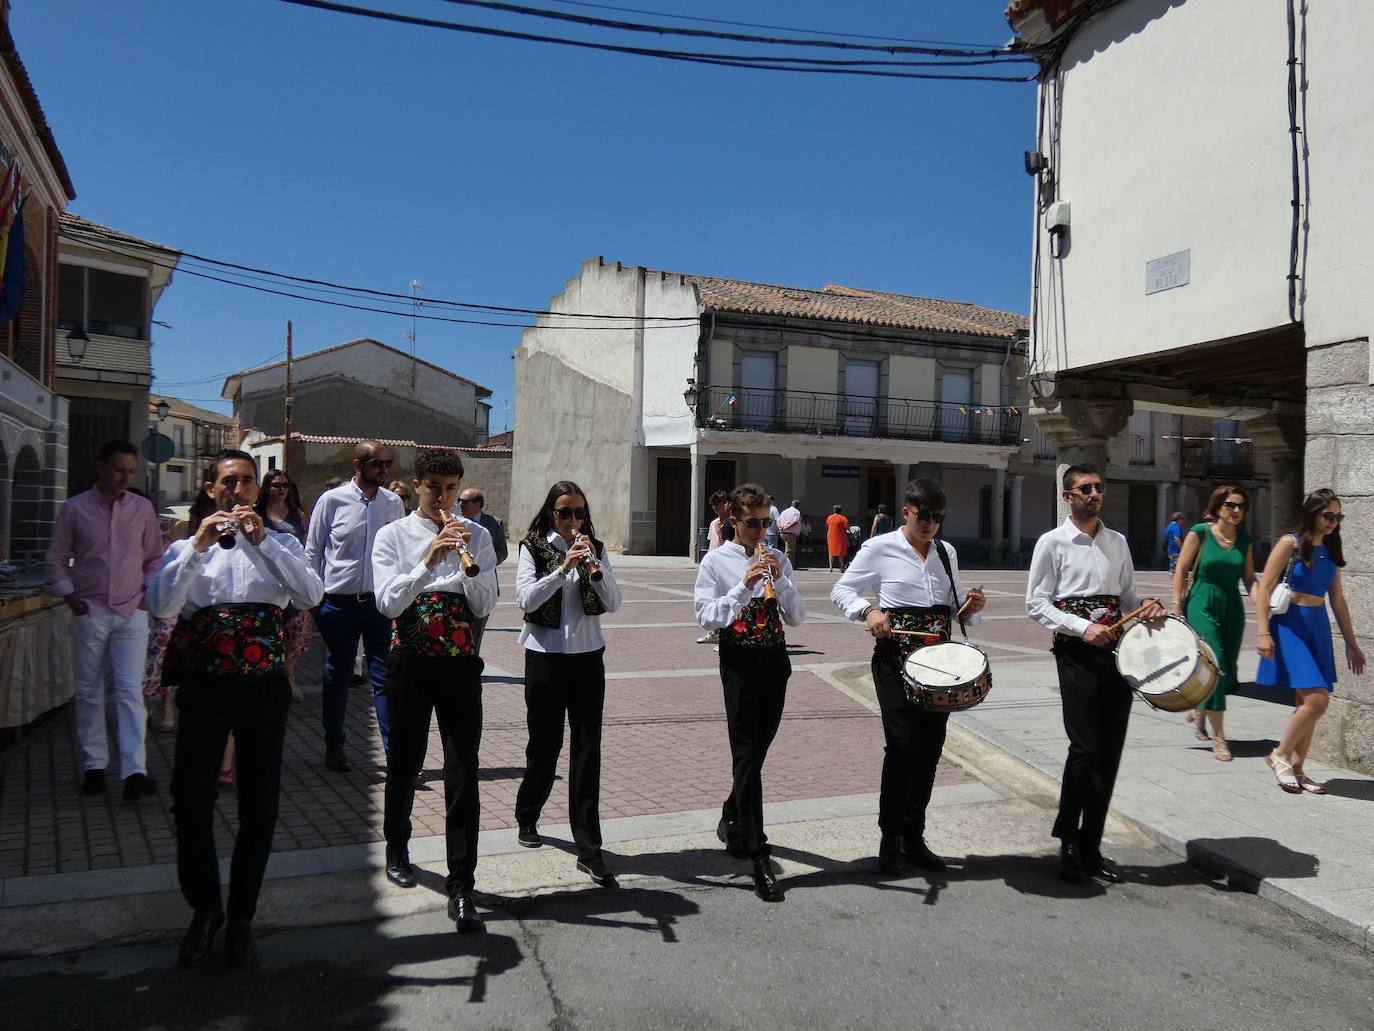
[{"xmin": 1269, "ymin": 536, "xmax": 1299, "ymax": 615}]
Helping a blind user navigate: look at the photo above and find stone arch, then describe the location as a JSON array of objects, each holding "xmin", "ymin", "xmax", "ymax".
[{"xmin": 10, "ymin": 444, "xmax": 43, "ymax": 564}]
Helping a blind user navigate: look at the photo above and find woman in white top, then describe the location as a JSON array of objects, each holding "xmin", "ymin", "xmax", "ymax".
[
  {"xmin": 512, "ymin": 480, "xmax": 623, "ymax": 886},
  {"xmin": 148, "ymin": 450, "xmax": 323, "ymax": 970}
]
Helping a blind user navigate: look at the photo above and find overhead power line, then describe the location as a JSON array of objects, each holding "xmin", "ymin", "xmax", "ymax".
[{"xmin": 272, "ymin": 0, "xmax": 1035, "ymax": 82}]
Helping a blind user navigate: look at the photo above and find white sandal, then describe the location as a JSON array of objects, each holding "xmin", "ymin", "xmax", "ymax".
[{"xmin": 1267, "ymin": 750, "xmax": 1302, "ymax": 794}]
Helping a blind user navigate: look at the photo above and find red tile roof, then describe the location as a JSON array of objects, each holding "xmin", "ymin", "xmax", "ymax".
[
  {"xmin": 665, "ymin": 272, "xmax": 1026, "ymax": 340},
  {"xmin": 250, "ymin": 431, "xmax": 510, "ymax": 454},
  {"xmin": 1, "ymin": 14, "xmax": 75, "ymax": 200}
]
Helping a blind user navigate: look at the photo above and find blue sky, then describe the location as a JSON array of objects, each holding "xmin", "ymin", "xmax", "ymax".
[{"xmin": 17, "ymin": 1, "xmax": 1035, "ymax": 423}]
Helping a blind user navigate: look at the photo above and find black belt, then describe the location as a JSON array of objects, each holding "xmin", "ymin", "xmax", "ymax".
[{"xmin": 325, "ymin": 591, "xmax": 375, "ymax": 604}]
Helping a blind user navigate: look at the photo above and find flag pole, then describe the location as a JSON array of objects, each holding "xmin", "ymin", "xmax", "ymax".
[{"xmin": 283, "ymin": 320, "xmax": 293, "ymax": 477}]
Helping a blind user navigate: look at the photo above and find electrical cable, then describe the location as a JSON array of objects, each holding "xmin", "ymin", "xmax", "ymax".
[{"xmin": 272, "ymin": 0, "xmax": 1036, "ymax": 81}]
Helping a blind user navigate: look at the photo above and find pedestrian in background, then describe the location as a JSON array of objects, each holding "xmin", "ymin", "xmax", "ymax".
[
  {"xmin": 142, "ymin": 514, "xmax": 184, "ymax": 734},
  {"xmin": 457, "ymin": 486, "xmax": 508, "ymax": 651},
  {"xmin": 257, "ymin": 471, "xmax": 312, "ymax": 700},
  {"xmin": 777, "ymin": 499, "xmax": 802, "ymax": 564},
  {"xmin": 1164, "ymin": 511, "xmax": 1186, "ymax": 571},
  {"xmin": 46, "ymin": 440, "xmax": 164, "ymax": 801},
  {"xmin": 870, "ymin": 503, "xmax": 893, "ymax": 539},
  {"xmin": 388, "ymin": 479, "xmax": 414, "ymax": 512},
  {"xmin": 826, "ymin": 504, "xmax": 850, "ymax": 573},
  {"xmin": 513, "ymin": 480, "xmax": 623, "ymax": 887},
  {"xmin": 1257, "ymin": 489, "xmax": 1365, "ymax": 793},
  {"xmin": 765, "ymin": 494, "xmax": 781, "ymax": 551},
  {"xmin": 305, "ymin": 441, "xmax": 406, "ymax": 772},
  {"xmin": 706, "ymin": 490, "xmax": 734, "ymax": 550},
  {"xmin": 1170, "ymin": 486, "xmax": 1255, "ymax": 761}
]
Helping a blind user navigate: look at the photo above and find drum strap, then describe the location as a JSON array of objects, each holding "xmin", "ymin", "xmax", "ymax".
[{"xmin": 933, "ymin": 540, "xmax": 967, "ymax": 640}]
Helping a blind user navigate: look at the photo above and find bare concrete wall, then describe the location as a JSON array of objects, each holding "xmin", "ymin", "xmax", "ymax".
[
  {"xmin": 1304, "ymin": 337, "xmax": 1373, "ymax": 773},
  {"xmin": 244, "ymin": 378, "xmax": 477, "ymax": 447}
]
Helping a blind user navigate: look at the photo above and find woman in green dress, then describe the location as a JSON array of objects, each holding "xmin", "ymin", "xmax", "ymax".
[{"xmin": 1169, "ymin": 485, "xmax": 1257, "ymax": 761}]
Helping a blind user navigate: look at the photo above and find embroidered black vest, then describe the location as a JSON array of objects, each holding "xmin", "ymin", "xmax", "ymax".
[{"xmin": 521, "ymin": 533, "xmax": 608, "ymax": 629}]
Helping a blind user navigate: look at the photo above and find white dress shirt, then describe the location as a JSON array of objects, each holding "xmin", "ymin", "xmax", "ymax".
[
  {"xmin": 305, "ymin": 481, "xmax": 406, "ymax": 594},
  {"xmin": 1026, "ymin": 517, "xmax": 1142, "ymax": 638},
  {"xmin": 694, "ymin": 542, "xmax": 805, "ymax": 630},
  {"xmin": 777, "ymin": 506, "xmax": 801, "ymax": 535},
  {"xmin": 147, "ymin": 530, "xmax": 325, "ymax": 619},
  {"xmin": 371, "ymin": 512, "xmax": 499, "ymax": 620},
  {"xmin": 832, "ymin": 530, "xmax": 982, "ymax": 624},
  {"xmin": 515, "ymin": 531, "xmax": 622, "ymax": 654}
]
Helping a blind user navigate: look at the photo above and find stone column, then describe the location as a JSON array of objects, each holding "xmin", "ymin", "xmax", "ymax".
[
  {"xmin": 1033, "ymin": 397, "xmax": 1133, "ymax": 523},
  {"xmin": 1247, "ymin": 411, "xmax": 1306, "ymax": 537},
  {"xmin": 689, "ymin": 443, "xmax": 704, "ymax": 561},
  {"xmin": 1156, "ymin": 481, "xmax": 1171, "ymax": 568},
  {"xmin": 1009, "ymin": 473, "xmax": 1024, "ymax": 562},
  {"xmin": 991, "ymin": 465, "xmax": 1007, "ymax": 563}
]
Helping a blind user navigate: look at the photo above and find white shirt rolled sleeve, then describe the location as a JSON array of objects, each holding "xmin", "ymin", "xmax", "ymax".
[
  {"xmin": 832, "ymin": 531, "xmax": 980, "ymax": 625},
  {"xmin": 694, "ymin": 542, "xmax": 805, "ymax": 629},
  {"xmin": 1025, "ymin": 517, "xmax": 1142, "ymax": 638},
  {"xmin": 372, "ymin": 513, "xmax": 499, "ymax": 620}
]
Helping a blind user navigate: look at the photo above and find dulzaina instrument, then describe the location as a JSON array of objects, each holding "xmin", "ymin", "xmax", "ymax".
[
  {"xmin": 216, "ymin": 516, "xmax": 241, "ymax": 550},
  {"xmin": 439, "ymin": 509, "xmax": 481, "ymax": 577},
  {"xmin": 575, "ymin": 533, "xmax": 603, "ymax": 582},
  {"xmin": 1115, "ymin": 614, "xmax": 1220, "ymax": 712},
  {"xmin": 757, "ymin": 542, "xmax": 778, "ymax": 608}
]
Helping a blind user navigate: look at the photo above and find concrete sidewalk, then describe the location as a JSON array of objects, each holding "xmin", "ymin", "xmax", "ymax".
[{"xmin": 947, "ymin": 649, "xmax": 1374, "ymax": 952}]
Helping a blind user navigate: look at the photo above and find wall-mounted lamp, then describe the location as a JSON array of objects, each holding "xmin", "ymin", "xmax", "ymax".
[
  {"xmin": 683, "ymin": 378, "xmax": 700, "ymax": 412},
  {"xmin": 1024, "ymin": 150, "xmax": 1047, "ymax": 176},
  {"xmin": 67, "ymin": 325, "xmax": 89, "ymax": 361},
  {"xmin": 156, "ymin": 399, "xmax": 170, "ymax": 422}
]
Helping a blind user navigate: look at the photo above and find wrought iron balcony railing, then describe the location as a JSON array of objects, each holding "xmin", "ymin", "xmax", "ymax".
[
  {"xmin": 691, "ymin": 386, "xmax": 1022, "ymax": 446},
  {"xmin": 1183, "ymin": 439, "xmax": 1255, "ymax": 480}
]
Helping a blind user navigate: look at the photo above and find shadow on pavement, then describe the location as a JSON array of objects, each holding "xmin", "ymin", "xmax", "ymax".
[
  {"xmin": 487, "ymin": 885, "xmax": 701, "ymax": 944},
  {"xmin": 1185, "ymin": 836, "xmax": 1319, "ymax": 885},
  {"xmin": 1319, "ymin": 778, "xmax": 1374, "ymax": 801}
]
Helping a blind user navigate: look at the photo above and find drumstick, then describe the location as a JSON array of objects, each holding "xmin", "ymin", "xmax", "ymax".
[
  {"xmin": 957, "ymin": 586, "xmax": 984, "ymax": 619},
  {"xmin": 889, "ymin": 629, "xmax": 946, "ymax": 638},
  {"xmin": 1105, "ymin": 598, "xmax": 1162, "ymax": 634}
]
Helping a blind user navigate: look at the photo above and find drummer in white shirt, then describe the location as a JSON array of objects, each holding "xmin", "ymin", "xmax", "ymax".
[
  {"xmin": 1025, "ymin": 463, "xmax": 1165, "ymax": 885},
  {"xmin": 371, "ymin": 449, "xmax": 498, "ymax": 933},
  {"xmin": 832, "ymin": 478, "xmax": 984, "ymax": 876},
  {"xmin": 148, "ymin": 449, "xmax": 324, "ymax": 970},
  {"xmin": 694, "ymin": 483, "xmax": 806, "ymax": 903}
]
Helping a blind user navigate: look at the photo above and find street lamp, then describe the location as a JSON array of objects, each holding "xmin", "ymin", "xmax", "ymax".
[
  {"xmin": 683, "ymin": 378, "xmax": 700, "ymax": 415},
  {"xmin": 155, "ymin": 399, "xmax": 170, "ymax": 422},
  {"xmin": 67, "ymin": 326, "xmax": 89, "ymax": 361}
]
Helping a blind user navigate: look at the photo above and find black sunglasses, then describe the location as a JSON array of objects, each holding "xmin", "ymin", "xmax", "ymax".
[
  {"xmin": 1221, "ymin": 500, "xmax": 1247, "ymax": 511},
  {"xmin": 365, "ymin": 458, "xmax": 394, "ymax": 469},
  {"xmin": 738, "ymin": 517, "xmax": 773, "ymax": 531},
  {"xmin": 459, "ymin": 497, "xmax": 482, "ymax": 505},
  {"xmin": 1069, "ymin": 483, "xmax": 1105, "ymax": 496},
  {"xmin": 553, "ymin": 506, "xmax": 587, "ymax": 519},
  {"xmin": 915, "ymin": 510, "xmax": 945, "ymax": 524},
  {"xmin": 1321, "ymin": 511, "xmax": 1344, "ymax": 524}
]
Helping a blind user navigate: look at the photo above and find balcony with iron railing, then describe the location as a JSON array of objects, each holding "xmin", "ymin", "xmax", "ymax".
[
  {"xmin": 1182, "ymin": 439, "xmax": 1255, "ymax": 480},
  {"xmin": 689, "ymin": 386, "xmax": 1022, "ymax": 446}
]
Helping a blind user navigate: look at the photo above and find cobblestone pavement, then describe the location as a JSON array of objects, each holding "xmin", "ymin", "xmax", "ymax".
[{"xmin": 2, "ymin": 565, "xmax": 1175, "ymax": 879}]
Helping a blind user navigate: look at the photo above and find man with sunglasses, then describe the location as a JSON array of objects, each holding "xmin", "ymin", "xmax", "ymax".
[
  {"xmin": 832, "ymin": 478, "xmax": 985, "ymax": 876},
  {"xmin": 694, "ymin": 483, "xmax": 806, "ymax": 902},
  {"xmin": 305, "ymin": 440, "xmax": 406, "ymax": 771},
  {"xmin": 1026, "ymin": 463, "xmax": 1165, "ymax": 884}
]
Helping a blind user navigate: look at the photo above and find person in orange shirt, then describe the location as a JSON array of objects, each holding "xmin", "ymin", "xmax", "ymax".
[{"xmin": 826, "ymin": 505, "xmax": 850, "ymax": 573}]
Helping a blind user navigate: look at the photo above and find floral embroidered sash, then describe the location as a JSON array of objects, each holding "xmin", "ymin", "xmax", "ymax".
[
  {"xmin": 176, "ymin": 604, "xmax": 286, "ymax": 677},
  {"xmin": 1053, "ymin": 594, "xmax": 1122, "ymax": 628},
  {"xmin": 392, "ymin": 591, "xmax": 479, "ymax": 658},
  {"xmin": 719, "ymin": 596, "xmax": 786, "ymax": 650},
  {"xmin": 878, "ymin": 605, "xmax": 952, "ymax": 661}
]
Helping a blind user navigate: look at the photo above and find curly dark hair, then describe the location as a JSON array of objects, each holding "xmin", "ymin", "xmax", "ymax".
[{"xmin": 414, "ymin": 448, "xmax": 465, "ymax": 481}]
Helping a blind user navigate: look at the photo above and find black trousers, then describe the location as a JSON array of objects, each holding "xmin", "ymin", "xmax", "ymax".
[
  {"xmin": 719, "ymin": 646, "xmax": 790, "ymax": 859},
  {"xmin": 1052, "ymin": 636, "xmax": 1134, "ymax": 862},
  {"xmin": 514, "ymin": 648, "xmax": 605, "ymax": 862},
  {"xmin": 171, "ymin": 672, "xmax": 291, "ymax": 922},
  {"xmin": 873, "ymin": 652, "xmax": 949, "ymax": 841},
  {"xmin": 382, "ymin": 652, "xmax": 484, "ymax": 897}
]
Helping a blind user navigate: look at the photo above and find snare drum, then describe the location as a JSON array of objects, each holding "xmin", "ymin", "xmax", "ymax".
[
  {"xmin": 901, "ymin": 642, "xmax": 993, "ymax": 712},
  {"xmin": 1114, "ymin": 615, "xmax": 1220, "ymax": 712}
]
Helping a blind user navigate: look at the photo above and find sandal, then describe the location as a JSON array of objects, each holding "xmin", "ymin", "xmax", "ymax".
[
  {"xmin": 1186, "ymin": 711, "xmax": 1209, "ymax": 741},
  {"xmin": 1293, "ymin": 769, "xmax": 1329, "ymax": 794},
  {"xmin": 1212, "ymin": 737, "xmax": 1232, "ymax": 762},
  {"xmin": 1267, "ymin": 750, "xmax": 1302, "ymax": 794}
]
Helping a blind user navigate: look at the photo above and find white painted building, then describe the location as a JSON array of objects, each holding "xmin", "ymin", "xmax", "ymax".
[
  {"xmin": 1007, "ymin": 0, "xmax": 1373, "ymax": 769},
  {"xmin": 514, "ymin": 258, "xmax": 1038, "ymax": 559}
]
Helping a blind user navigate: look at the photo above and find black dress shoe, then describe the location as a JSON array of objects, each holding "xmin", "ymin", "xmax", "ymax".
[
  {"xmin": 81, "ymin": 770, "xmax": 106, "ymax": 795},
  {"xmin": 1089, "ymin": 856, "xmax": 1122, "ymax": 884},
  {"xmin": 716, "ymin": 818, "xmax": 747, "ymax": 859},
  {"xmin": 122, "ymin": 773, "xmax": 158, "ymax": 802},
  {"xmin": 751, "ymin": 857, "xmax": 784, "ymax": 903},
  {"xmin": 517, "ymin": 823, "xmax": 541, "ymax": 848},
  {"xmin": 901, "ymin": 837, "xmax": 948, "ymax": 873},
  {"xmin": 325, "ymin": 745, "xmax": 351, "ymax": 773},
  {"xmin": 448, "ymin": 894, "xmax": 484, "ymax": 934},
  {"xmin": 877, "ymin": 835, "xmax": 906, "ymax": 875},
  {"xmin": 385, "ymin": 850, "xmax": 417, "ymax": 889},
  {"xmin": 225, "ymin": 918, "xmax": 257, "ymax": 968},
  {"xmin": 576, "ymin": 855, "xmax": 618, "ymax": 887},
  {"xmin": 177, "ymin": 909, "xmax": 225, "ymax": 969},
  {"xmin": 1058, "ymin": 842, "xmax": 1087, "ymax": 884}
]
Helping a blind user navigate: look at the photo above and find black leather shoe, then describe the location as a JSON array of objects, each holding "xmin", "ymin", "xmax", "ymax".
[
  {"xmin": 716, "ymin": 818, "xmax": 747, "ymax": 859},
  {"xmin": 385, "ymin": 850, "xmax": 417, "ymax": 889},
  {"xmin": 901, "ymin": 837, "xmax": 948, "ymax": 873},
  {"xmin": 577, "ymin": 855, "xmax": 618, "ymax": 887},
  {"xmin": 177, "ymin": 909, "xmax": 225, "ymax": 969},
  {"xmin": 1089, "ymin": 856, "xmax": 1122, "ymax": 884},
  {"xmin": 225, "ymin": 918, "xmax": 257, "ymax": 968},
  {"xmin": 448, "ymin": 894, "xmax": 484, "ymax": 934},
  {"xmin": 877, "ymin": 835, "xmax": 906, "ymax": 875},
  {"xmin": 325, "ymin": 745, "xmax": 352, "ymax": 773},
  {"xmin": 517, "ymin": 823, "xmax": 541, "ymax": 848},
  {"xmin": 1059, "ymin": 842, "xmax": 1087, "ymax": 884},
  {"xmin": 81, "ymin": 770, "xmax": 106, "ymax": 795},
  {"xmin": 122, "ymin": 773, "xmax": 158, "ymax": 802},
  {"xmin": 751, "ymin": 857, "xmax": 784, "ymax": 903}
]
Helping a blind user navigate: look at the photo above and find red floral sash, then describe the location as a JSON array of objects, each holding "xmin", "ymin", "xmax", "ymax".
[
  {"xmin": 1053, "ymin": 595, "xmax": 1122, "ymax": 628},
  {"xmin": 392, "ymin": 591, "xmax": 478, "ymax": 657},
  {"xmin": 879, "ymin": 606, "xmax": 952, "ymax": 661},
  {"xmin": 719, "ymin": 596, "xmax": 786, "ymax": 650},
  {"xmin": 173, "ymin": 604, "xmax": 286, "ymax": 677}
]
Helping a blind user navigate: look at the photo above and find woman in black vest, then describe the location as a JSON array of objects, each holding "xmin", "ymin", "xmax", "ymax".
[{"xmin": 513, "ymin": 480, "xmax": 623, "ymax": 885}]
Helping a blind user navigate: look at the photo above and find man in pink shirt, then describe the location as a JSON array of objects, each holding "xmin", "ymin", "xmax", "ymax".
[{"xmin": 46, "ymin": 440, "xmax": 164, "ymax": 800}]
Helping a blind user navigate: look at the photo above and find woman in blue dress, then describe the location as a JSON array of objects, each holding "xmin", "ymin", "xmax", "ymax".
[{"xmin": 1257, "ymin": 489, "xmax": 1366, "ymax": 793}]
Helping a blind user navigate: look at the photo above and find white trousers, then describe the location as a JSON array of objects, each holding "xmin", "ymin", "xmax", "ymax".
[{"xmin": 70, "ymin": 607, "xmax": 151, "ymax": 778}]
